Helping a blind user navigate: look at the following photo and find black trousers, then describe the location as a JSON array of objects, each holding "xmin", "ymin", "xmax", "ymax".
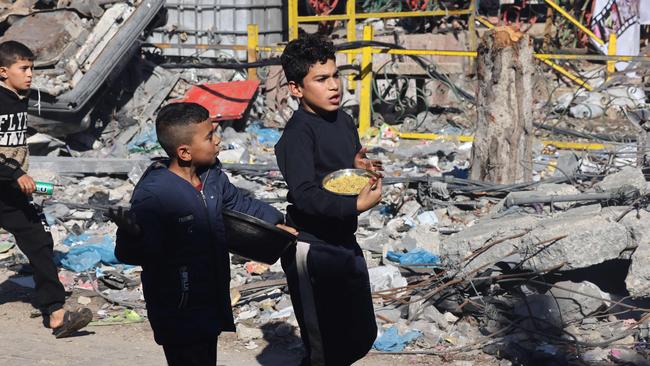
[
  {"xmin": 162, "ymin": 337, "xmax": 218, "ymax": 366},
  {"xmin": 281, "ymin": 236, "xmax": 377, "ymax": 366},
  {"xmin": 0, "ymin": 185, "xmax": 65, "ymax": 314}
]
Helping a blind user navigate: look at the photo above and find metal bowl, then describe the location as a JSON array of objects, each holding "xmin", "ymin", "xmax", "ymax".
[
  {"xmin": 222, "ymin": 209, "xmax": 296, "ymax": 265},
  {"xmin": 322, "ymin": 168, "xmax": 374, "ymax": 196}
]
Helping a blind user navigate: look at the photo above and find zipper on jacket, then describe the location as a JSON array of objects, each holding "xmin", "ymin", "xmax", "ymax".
[
  {"xmin": 199, "ymin": 169, "xmax": 210, "ymax": 208},
  {"xmin": 178, "ymin": 265, "xmax": 189, "ymax": 309}
]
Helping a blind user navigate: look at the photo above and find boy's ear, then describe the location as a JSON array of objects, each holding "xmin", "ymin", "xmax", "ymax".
[
  {"xmin": 287, "ymin": 81, "xmax": 303, "ymax": 98},
  {"xmin": 176, "ymin": 144, "xmax": 192, "ymax": 162},
  {"xmin": 0, "ymin": 66, "xmax": 7, "ymax": 80}
]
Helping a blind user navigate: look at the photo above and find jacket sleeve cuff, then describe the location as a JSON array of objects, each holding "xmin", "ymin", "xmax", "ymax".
[{"xmin": 11, "ymin": 168, "xmax": 26, "ymax": 180}]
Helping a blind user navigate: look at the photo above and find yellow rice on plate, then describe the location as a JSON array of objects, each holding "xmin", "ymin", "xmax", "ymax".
[{"xmin": 323, "ymin": 174, "xmax": 370, "ymax": 195}]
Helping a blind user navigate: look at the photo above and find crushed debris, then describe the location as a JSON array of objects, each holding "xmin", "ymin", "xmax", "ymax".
[{"xmin": 1, "ymin": 1, "xmax": 650, "ymax": 364}]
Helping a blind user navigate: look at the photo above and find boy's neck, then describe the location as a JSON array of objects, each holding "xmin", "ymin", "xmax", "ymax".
[
  {"xmin": 0, "ymin": 80, "xmax": 28, "ymax": 99},
  {"xmin": 168, "ymin": 159, "xmax": 202, "ymax": 186},
  {"xmin": 300, "ymin": 102, "xmax": 337, "ymax": 121}
]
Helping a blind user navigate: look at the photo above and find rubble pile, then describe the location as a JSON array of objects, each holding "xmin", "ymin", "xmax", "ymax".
[
  {"xmin": 3, "ymin": 115, "xmax": 650, "ymax": 363},
  {"xmin": 0, "ymin": 2, "xmax": 649, "ymax": 364}
]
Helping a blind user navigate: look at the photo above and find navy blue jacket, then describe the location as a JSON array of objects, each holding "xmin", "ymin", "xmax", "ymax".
[{"xmin": 115, "ymin": 160, "xmax": 283, "ymax": 345}]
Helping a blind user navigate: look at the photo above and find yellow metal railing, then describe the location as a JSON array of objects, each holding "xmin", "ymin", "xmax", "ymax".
[{"xmin": 150, "ymin": 0, "xmax": 644, "ymax": 148}]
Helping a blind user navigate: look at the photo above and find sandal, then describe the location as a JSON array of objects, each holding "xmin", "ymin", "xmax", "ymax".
[{"xmin": 52, "ymin": 308, "xmax": 93, "ymax": 338}]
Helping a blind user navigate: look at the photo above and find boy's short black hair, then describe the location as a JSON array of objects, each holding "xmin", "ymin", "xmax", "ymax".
[
  {"xmin": 281, "ymin": 33, "xmax": 336, "ymax": 85},
  {"xmin": 156, "ymin": 102, "xmax": 210, "ymax": 157},
  {"xmin": 0, "ymin": 41, "xmax": 35, "ymax": 67}
]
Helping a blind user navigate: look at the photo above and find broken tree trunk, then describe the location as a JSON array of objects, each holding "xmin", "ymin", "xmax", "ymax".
[{"xmin": 470, "ymin": 27, "xmax": 534, "ymax": 184}]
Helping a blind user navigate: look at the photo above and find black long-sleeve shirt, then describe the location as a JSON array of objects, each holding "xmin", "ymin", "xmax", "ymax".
[
  {"xmin": 0, "ymin": 82, "xmax": 29, "ymax": 180},
  {"xmin": 275, "ymin": 107, "xmax": 362, "ymax": 246}
]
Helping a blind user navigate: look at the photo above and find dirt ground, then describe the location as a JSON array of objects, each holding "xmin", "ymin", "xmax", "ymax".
[{"xmin": 0, "ymin": 268, "xmax": 465, "ymax": 366}]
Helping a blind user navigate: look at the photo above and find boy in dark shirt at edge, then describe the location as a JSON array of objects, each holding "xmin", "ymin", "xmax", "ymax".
[
  {"xmin": 0, "ymin": 40, "xmax": 92, "ymax": 338},
  {"xmin": 110, "ymin": 102, "xmax": 297, "ymax": 366},
  {"xmin": 274, "ymin": 34, "xmax": 383, "ymax": 366}
]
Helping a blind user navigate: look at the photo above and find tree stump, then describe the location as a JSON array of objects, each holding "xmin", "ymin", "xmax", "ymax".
[{"xmin": 470, "ymin": 27, "xmax": 534, "ymax": 184}]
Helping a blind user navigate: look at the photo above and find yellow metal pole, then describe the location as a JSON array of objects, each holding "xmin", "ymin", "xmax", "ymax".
[
  {"xmin": 543, "ymin": 0, "xmax": 604, "ymax": 45},
  {"xmin": 477, "ymin": 16, "xmax": 495, "ymax": 28},
  {"xmin": 247, "ymin": 24, "xmax": 259, "ymax": 81},
  {"xmin": 296, "ymin": 8, "xmax": 472, "ymax": 22},
  {"xmin": 288, "ymin": 0, "xmax": 299, "ymax": 40},
  {"xmin": 607, "ymin": 33, "xmax": 617, "ymax": 79},
  {"xmin": 539, "ymin": 58, "xmax": 593, "ymax": 91},
  {"xmin": 397, "ymin": 131, "xmax": 609, "ymax": 150},
  {"xmin": 347, "ymin": 0, "xmax": 357, "ymax": 92},
  {"xmin": 359, "ymin": 25, "xmax": 373, "ymax": 135},
  {"xmin": 373, "ymin": 49, "xmax": 478, "ymax": 57}
]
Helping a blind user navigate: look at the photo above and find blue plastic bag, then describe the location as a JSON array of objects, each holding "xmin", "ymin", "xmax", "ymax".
[
  {"xmin": 373, "ymin": 326, "xmax": 422, "ymax": 352},
  {"xmin": 60, "ymin": 235, "xmax": 120, "ymax": 272},
  {"xmin": 386, "ymin": 248, "xmax": 440, "ymax": 267},
  {"xmin": 246, "ymin": 122, "xmax": 281, "ymax": 148},
  {"xmin": 128, "ymin": 124, "xmax": 161, "ymax": 153}
]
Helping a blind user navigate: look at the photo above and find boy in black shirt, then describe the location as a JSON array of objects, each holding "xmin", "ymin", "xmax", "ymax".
[
  {"xmin": 275, "ymin": 34, "xmax": 382, "ymax": 366},
  {"xmin": 0, "ymin": 40, "xmax": 91, "ymax": 338}
]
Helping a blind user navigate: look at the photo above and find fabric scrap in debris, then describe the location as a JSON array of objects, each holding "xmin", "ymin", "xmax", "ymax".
[
  {"xmin": 373, "ymin": 326, "xmax": 422, "ymax": 352},
  {"xmin": 60, "ymin": 235, "xmax": 120, "ymax": 272},
  {"xmin": 386, "ymin": 248, "xmax": 440, "ymax": 267}
]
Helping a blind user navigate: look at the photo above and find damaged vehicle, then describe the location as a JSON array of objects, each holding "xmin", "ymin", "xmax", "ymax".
[{"xmin": 0, "ymin": 0, "xmax": 165, "ymax": 134}]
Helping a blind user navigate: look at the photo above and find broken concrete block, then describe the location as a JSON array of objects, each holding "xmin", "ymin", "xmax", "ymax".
[
  {"xmin": 594, "ymin": 166, "xmax": 647, "ymax": 196},
  {"xmin": 375, "ymin": 308, "xmax": 403, "ymax": 324},
  {"xmin": 519, "ymin": 214, "xmax": 631, "ymax": 271},
  {"xmin": 420, "ymin": 305, "xmax": 449, "ymax": 330},
  {"xmin": 440, "ymin": 214, "xmax": 539, "ymax": 273},
  {"xmin": 546, "ymin": 281, "xmax": 609, "ymax": 323},
  {"xmin": 619, "ymin": 209, "xmax": 650, "ymax": 297},
  {"xmin": 236, "ymin": 323, "xmax": 264, "ymax": 342},
  {"xmin": 401, "ymin": 225, "xmax": 440, "ymax": 255}
]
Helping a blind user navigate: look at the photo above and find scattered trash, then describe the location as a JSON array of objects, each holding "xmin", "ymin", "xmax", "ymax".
[
  {"xmin": 60, "ymin": 236, "xmax": 120, "ymax": 272},
  {"xmin": 373, "ymin": 326, "xmax": 422, "ymax": 352},
  {"xmin": 244, "ymin": 261, "xmax": 270, "ymax": 275},
  {"xmin": 386, "ymin": 248, "xmax": 440, "ymax": 267},
  {"xmin": 368, "ymin": 265, "xmax": 407, "ymax": 292},
  {"xmin": 77, "ymin": 296, "xmax": 92, "ymax": 305},
  {"xmin": 89, "ymin": 309, "xmax": 144, "ymax": 326}
]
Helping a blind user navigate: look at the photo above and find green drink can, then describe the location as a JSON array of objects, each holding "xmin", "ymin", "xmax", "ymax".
[{"xmin": 34, "ymin": 181, "xmax": 54, "ymax": 196}]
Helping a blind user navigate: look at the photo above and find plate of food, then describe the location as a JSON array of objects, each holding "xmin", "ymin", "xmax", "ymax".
[{"xmin": 322, "ymin": 169, "xmax": 377, "ymax": 196}]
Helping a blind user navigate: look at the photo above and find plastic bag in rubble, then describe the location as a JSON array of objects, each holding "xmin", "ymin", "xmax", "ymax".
[
  {"xmin": 245, "ymin": 122, "xmax": 281, "ymax": 148},
  {"xmin": 570, "ymin": 103, "xmax": 604, "ymax": 119},
  {"xmin": 368, "ymin": 265, "xmax": 408, "ymax": 292},
  {"xmin": 386, "ymin": 248, "xmax": 440, "ymax": 267},
  {"xmin": 127, "ymin": 124, "xmax": 161, "ymax": 153},
  {"xmin": 373, "ymin": 326, "xmax": 422, "ymax": 352},
  {"xmin": 60, "ymin": 234, "xmax": 120, "ymax": 272}
]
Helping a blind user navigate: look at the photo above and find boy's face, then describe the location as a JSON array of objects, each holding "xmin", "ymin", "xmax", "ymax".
[
  {"xmin": 288, "ymin": 59, "xmax": 340, "ymax": 115},
  {"xmin": 0, "ymin": 59, "xmax": 33, "ymax": 92},
  {"xmin": 176, "ymin": 120, "xmax": 221, "ymax": 166}
]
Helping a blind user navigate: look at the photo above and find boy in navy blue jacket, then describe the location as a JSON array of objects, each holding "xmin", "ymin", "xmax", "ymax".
[
  {"xmin": 275, "ymin": 34, "xmax": 383, "ymax": 366},
  {"xmin": 111, "ymin": 102, "xmax": 294, "ymax": 366}
]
